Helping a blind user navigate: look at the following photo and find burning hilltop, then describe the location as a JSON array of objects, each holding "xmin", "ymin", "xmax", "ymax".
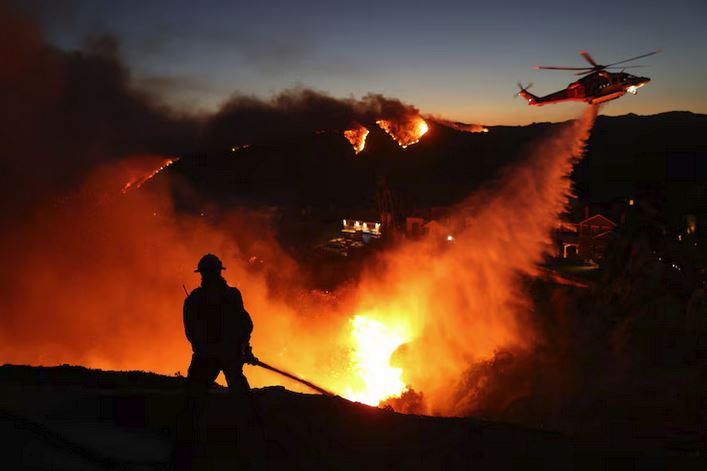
[
  {"xmin": 344, "ymin": 115, "xmax": 432, "ymax": 154},
  {"xmin": 376, "ymin": 115, "xmax": 429, "ymax": 148},
  {"xmin": 202, "ymin": 90, "xmax": 431, "ymax": 153}
]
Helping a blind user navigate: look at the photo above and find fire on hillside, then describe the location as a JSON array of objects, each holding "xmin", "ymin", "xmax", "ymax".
[
  {"xmin": 121, "ymin": 157, "xmax": 179, "ymax": 194},
  {"xmin": 377, "ymin": 116, "xmax": 429, "ymax": 148},
  {"xmin": 344, "ymin": 126, "xmax": 370, "ymax": 154}
]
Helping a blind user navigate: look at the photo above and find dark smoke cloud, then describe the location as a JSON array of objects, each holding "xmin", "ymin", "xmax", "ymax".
[
  {"xmin": 0, "ymin": 4, "xmax": 424, "ymax": 195},
  {"xmin": 0, "ymin": 4, "xmax": 421, "ymax": 394},
  {"xmin": 0, "ymin": 5, "xmax": 197, "ymax": 214},
  {"xmin": 1, "ymin": 1, "xmax": 433, "ymax": 180},
  {"xmin": 201, "ymin": 89, "xmax": 422, "ymax": 150}
]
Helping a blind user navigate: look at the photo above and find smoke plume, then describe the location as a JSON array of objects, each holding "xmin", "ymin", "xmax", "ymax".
[
  {"xmin": 352, "ymin": 106, "xmax": 598, "ymax": 414},
  {"xmin": 0, "ymin": 5, "xmax": 425, "ymax": 393},
  {"xmin": 0, "ymin": 6, "xmax": 196, "ymax": 215},
  {"xmin": 202, "ymin": 89, "xmax": 424, "ymax": 150}
]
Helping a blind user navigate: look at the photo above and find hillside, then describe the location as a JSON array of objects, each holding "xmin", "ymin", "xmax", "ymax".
[
  {"xmin": 164, "ymin": 111, "xmax": 707, "ymax": 221},
  {"xmin": 0, "ymin": 364, "xmax": 579, "ymax": 470}
]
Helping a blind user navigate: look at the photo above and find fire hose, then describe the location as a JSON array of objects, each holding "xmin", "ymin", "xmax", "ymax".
[
  {"xmin": 252, "ymin": 360, "xmax": 335, "ymax": 397},
  {"xmin": 183, "ymin": 284, "xmax": 334, "ymax": 397}
]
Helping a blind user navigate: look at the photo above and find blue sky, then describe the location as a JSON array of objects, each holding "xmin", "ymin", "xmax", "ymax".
[{"xmin": 27, "ymin": 0, "xmax": 707, "ymax": 124}]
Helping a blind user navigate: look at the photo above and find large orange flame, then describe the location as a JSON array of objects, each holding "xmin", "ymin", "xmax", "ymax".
[
  {"xmin": 343, "ymin": 126, "xmax": 369, "ymax": 154},
  {"xmin": 377, "ymin": 116, "xmax": 429, "ymax": 148},
  {"xmin": 343, "ymin": 314, "xmax": 412, "ymax": 405}
]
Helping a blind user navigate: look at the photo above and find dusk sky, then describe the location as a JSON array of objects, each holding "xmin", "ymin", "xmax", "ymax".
[{"xmin": 24, "ymin": 0, "xmax": 707, "ymax": 125}]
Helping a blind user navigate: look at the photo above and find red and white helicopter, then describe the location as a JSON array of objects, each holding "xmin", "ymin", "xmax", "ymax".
[{"xmin": 518, "ymin": 50, "xmax": 660, "ymax": 106}]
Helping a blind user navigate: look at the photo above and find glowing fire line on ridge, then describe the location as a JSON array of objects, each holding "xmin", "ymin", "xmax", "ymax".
[{"xmin": 122, "ymin": 157, "xmax": 179, "ymax": 194}]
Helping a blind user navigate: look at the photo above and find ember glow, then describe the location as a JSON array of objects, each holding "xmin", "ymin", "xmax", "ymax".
[
  {"xmin": 343, "ymin": 126, "xmax": 369, "ymax": 154},
  {"xmin": 121, "ymin": 157, "xmax": 179, "ymax": 194},
  {"xmin": 343, "ymin": 315, "xmax": 411, "ymax": 405},
  {"xmin": 376, "ymin": 116, "xmax": 429, "ymax": 148},
  {"xmin": 428, "ymin": 117, "xmax": 489, "ymax": 133}
]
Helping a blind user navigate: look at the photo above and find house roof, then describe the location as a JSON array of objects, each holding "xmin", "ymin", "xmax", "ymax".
[{"xmin": 580, "ymin": 214, "xmax": 616, "ymax": 227}]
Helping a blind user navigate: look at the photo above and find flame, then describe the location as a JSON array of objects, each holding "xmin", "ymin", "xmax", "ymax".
[
  {"xmin": 343, "ymin": 314, "xmax": 411, "ymax": 405},
  {"xmin": 121, "ymin": 157, "xmax": 178, "ymax": 194},
  {"xmin": 376, "ymin": 116, "xmax": 429, "ymax": 148},
  {"xmin": 428, "ymin": 117, "xmax": 489, "ymax": 134},
  {"xmin": 343, "ymin": 126, "xmax": 369, "ymax": 154}
]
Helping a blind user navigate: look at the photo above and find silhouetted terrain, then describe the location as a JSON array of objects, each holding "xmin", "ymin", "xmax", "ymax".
[
  {"xmin": 0, "ymin": 364, "xmax": 577, "ymax": 470},
  {"xmin": 166, "ymin": 112, "xmax": 707, "ymax": 219}
]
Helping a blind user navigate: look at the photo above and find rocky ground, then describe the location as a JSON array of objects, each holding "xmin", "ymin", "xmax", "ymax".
[
  {"xmin": 2, "ymin": 364, "xmax": 703, "ymax": 470},
  {"xmin": 0, "ymin": 364, "xmax": 631, "ymax": 470}
]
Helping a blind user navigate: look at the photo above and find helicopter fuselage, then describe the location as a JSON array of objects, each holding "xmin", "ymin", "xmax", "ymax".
[{"xmin": 521, "ymin": 71, "xmax": 651, "ymax": 106}]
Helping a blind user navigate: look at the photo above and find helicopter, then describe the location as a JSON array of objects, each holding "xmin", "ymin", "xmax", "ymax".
[{"xmin": 517, "ymin": 50, "xmax": 661, "ymax": 106}]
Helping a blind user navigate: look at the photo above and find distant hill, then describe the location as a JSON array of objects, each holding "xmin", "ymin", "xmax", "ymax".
[
  {"xmin": 575, "ymin": 111, "xmax": 707, "ymax": 226},
  {"xmin": 164, "ymin": 111, "xmax": 707, "ymax": 228}
]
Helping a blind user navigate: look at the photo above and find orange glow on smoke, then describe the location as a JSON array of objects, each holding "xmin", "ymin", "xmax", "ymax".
[
  {"xmin": 334, "ymin": 106, "xmax": 598, "ymax": 411},
  {"xmin": 376, "ymin": 116, "xmax": 429, "ymax": 148},
  {"xmin": 121, "ymin": 156, "xmax": 178, "ymax": 194},
  {"xmin": 343, "ymin": 126, "xmax": 369, "ymax": 154},
  {"xmin": 1, "ymin": 108, "xmax": 598, "ymax": 416}
]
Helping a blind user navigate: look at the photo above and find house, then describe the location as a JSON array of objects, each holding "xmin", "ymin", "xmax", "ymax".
[{"xmin": 556, "ymin": 213, "xmax": 617, "ymax": 261}]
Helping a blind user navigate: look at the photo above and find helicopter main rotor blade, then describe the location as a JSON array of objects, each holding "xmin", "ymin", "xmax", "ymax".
[
  {"xmin": 605, "ymin": 49, "xmax": 662, "ymax": 67},
  {"xmin": 606, "ymin": 65, "xmax": 649, "ymax": 69},
  {"xmin": 533, "ymin": 65, "xmax": 592, "ymax": 70},
  {"xmin": 579, "ymin": 51, "xmax": 599, "ymax": 67},
  {"xmin": 575, "ymin": 65, "xmax": 650, "ymax": 75}
]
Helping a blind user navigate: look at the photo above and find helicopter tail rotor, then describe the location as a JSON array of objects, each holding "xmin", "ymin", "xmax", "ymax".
[
  {"xmin": 515, "ymin": 82, "xmax": 537, "ymax": 103},
  {"xmin": 514, "ymin": 82, "xmax": 533, "ymax": 98}
]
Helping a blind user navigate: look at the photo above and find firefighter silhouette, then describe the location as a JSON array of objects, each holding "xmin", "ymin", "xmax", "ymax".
[{"xmin": 183, "ymin": 253, "xmax": 257, "ymax": 394}]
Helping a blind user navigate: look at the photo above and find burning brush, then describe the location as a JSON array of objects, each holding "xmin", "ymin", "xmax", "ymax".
[
  {"xmin": 377, "ymin": 116, "xmax": 429, "ymax": 148},
  {"xmin": 121, "ymin": 157, "xmax": 179, "ymax": 194},
  {"xmin": 344, "ymin": 126, "xmax": 370, "ymax": 154}
]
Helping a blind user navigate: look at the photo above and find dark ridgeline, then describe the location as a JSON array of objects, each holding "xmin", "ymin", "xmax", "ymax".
[{"xmin": 167, "ymin": 111, "xmax": 707, "ymax": 227}]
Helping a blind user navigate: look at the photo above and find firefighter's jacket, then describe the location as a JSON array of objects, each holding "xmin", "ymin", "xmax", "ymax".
[{"xmin": 183, "ymin": 278, "xmax": 253, "ymax": 358}]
